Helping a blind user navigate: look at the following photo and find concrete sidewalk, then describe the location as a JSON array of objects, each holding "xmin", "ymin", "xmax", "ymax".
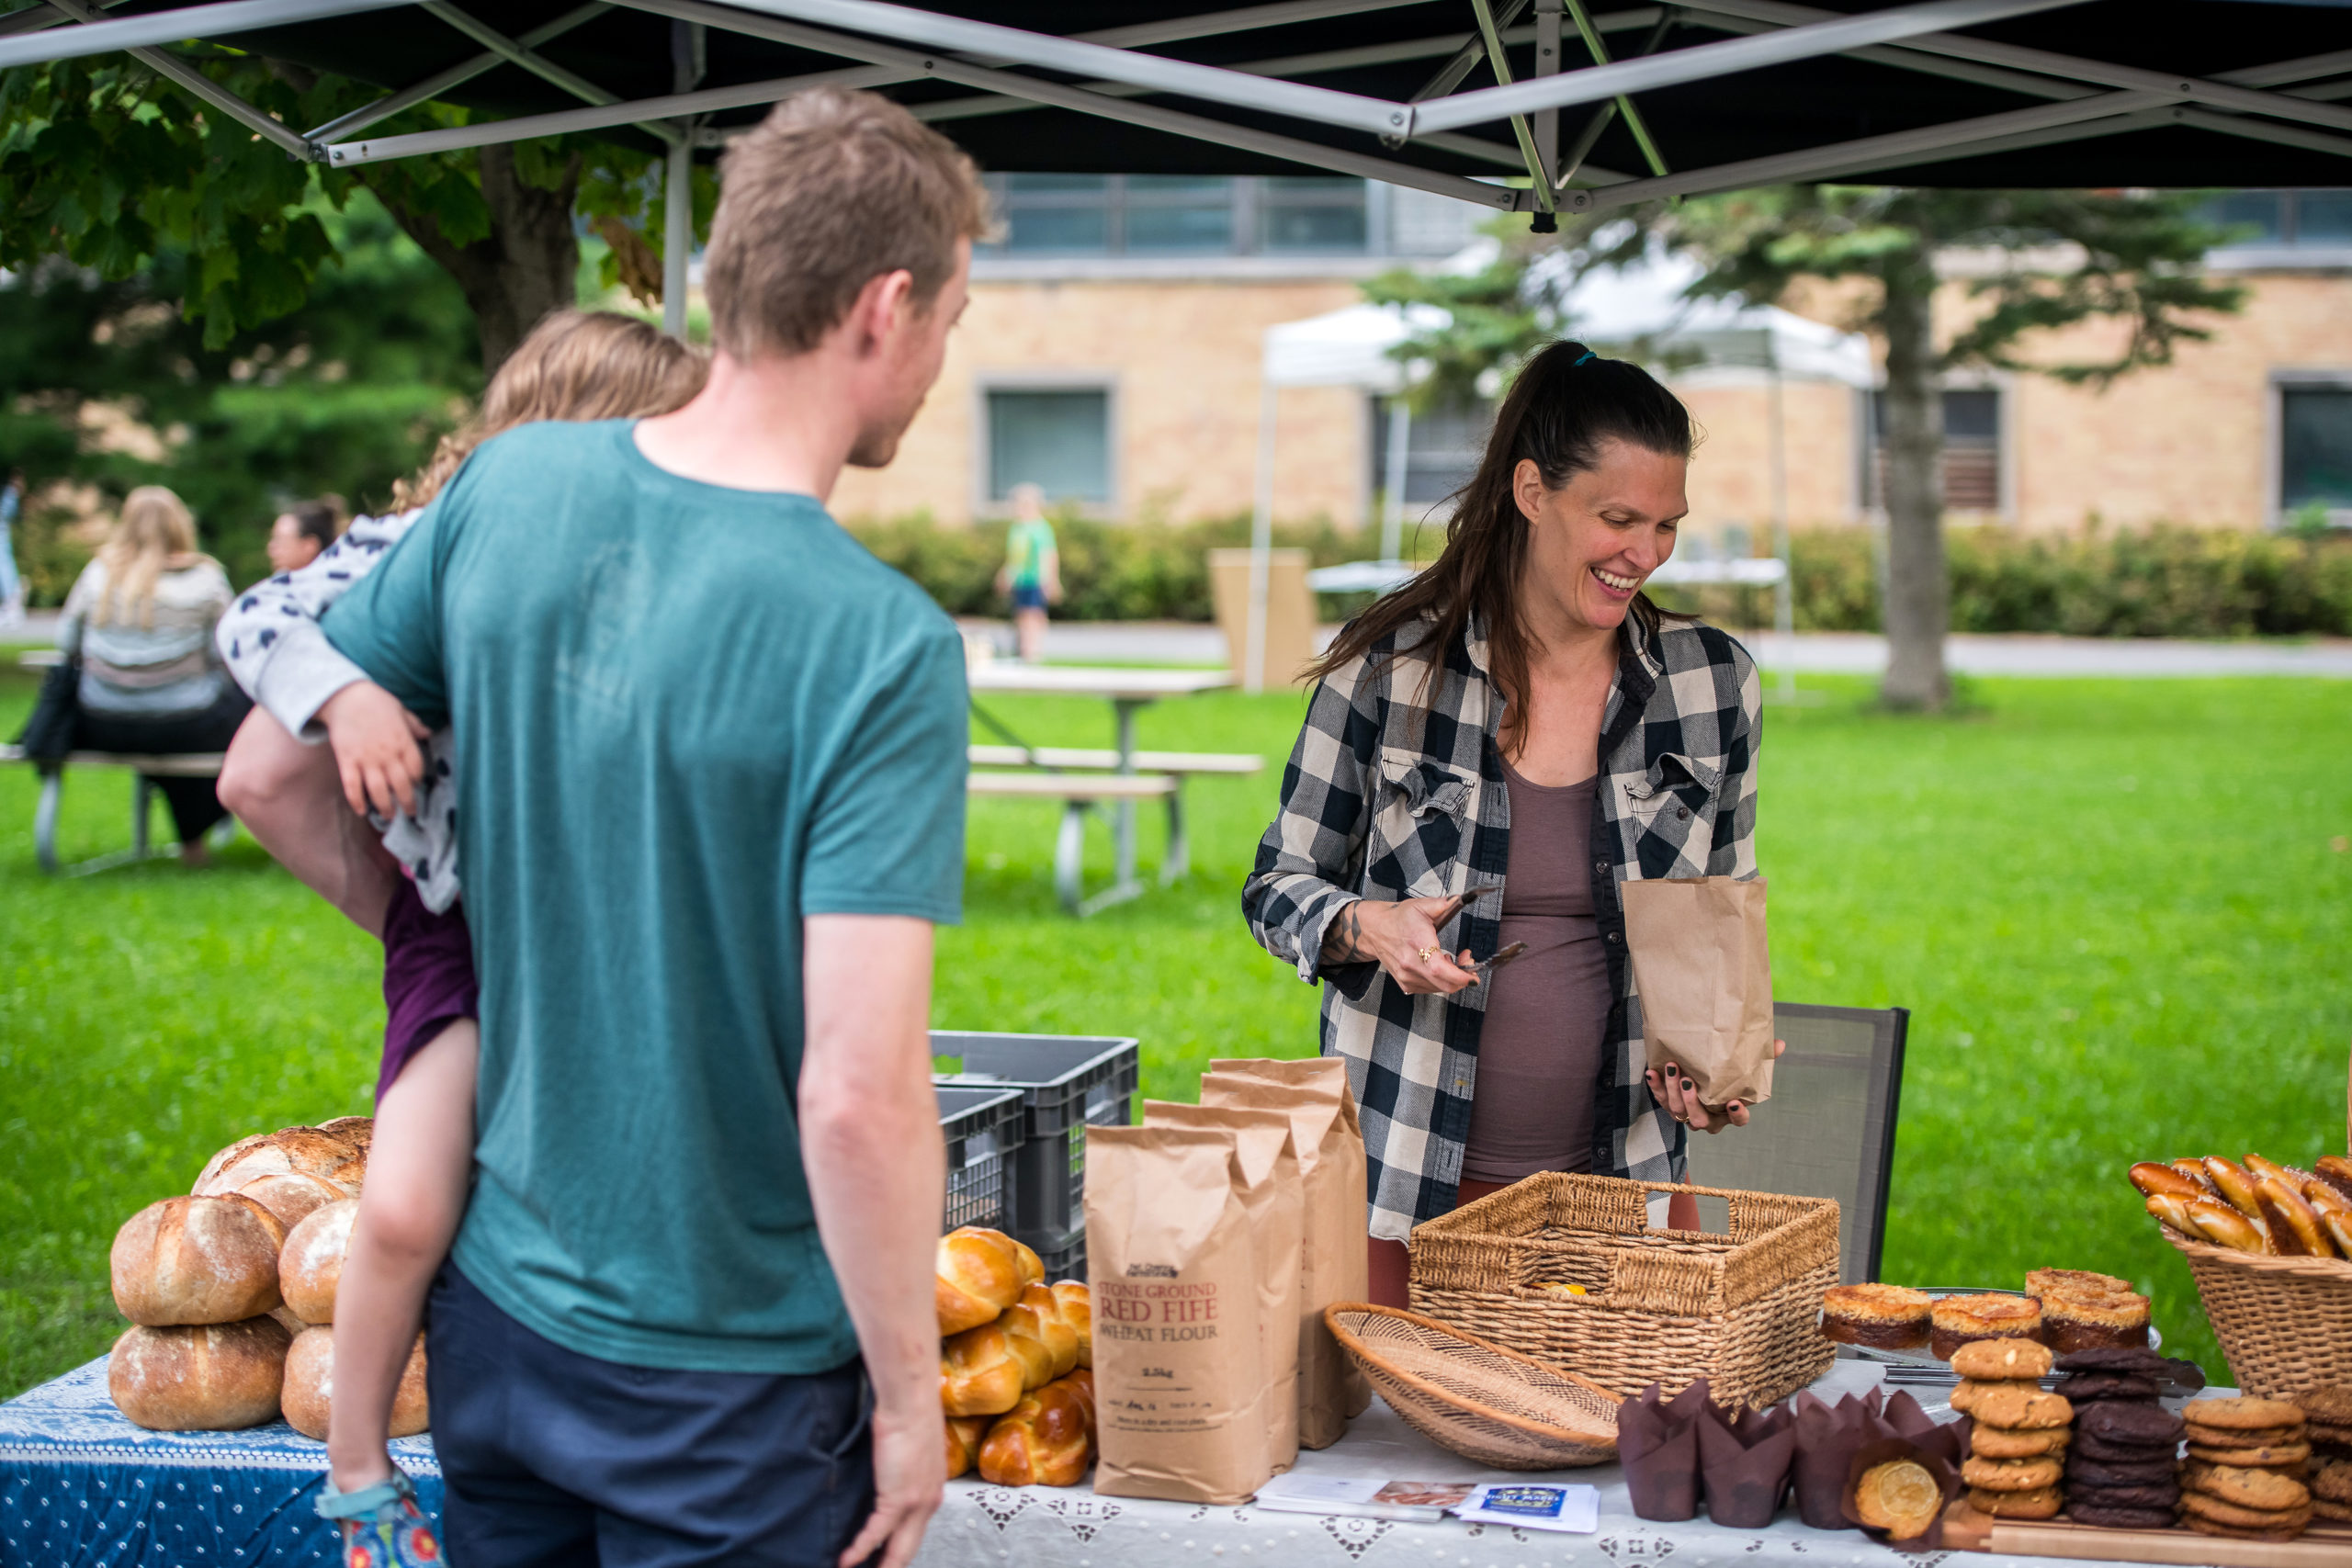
[{"xmin": 961, "ymin": 618, "xmax": 2352, "ymax": 678}]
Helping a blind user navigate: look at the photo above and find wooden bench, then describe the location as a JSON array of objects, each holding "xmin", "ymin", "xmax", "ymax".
[
  {"xmin": 967, "ymin": 771, "xmax": 1183, "ymax": 916},
  {"xmin": 0, "ymin": 744, "xmax": 228, "ymax": 875}
]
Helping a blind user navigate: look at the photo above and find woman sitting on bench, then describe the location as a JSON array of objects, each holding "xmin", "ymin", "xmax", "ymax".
[{"xmin": 55, "ymin": 485, "xmax": 249, "ymax": 864}]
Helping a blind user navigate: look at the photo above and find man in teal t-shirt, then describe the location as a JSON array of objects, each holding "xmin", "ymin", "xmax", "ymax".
[{"xmin": 311, "ymin": 89, "xmax": 989, "ymax": 1568}]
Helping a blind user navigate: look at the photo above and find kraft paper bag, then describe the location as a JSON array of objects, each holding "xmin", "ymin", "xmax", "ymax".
[
  {"xmin": 1143, "ymin": 1100, "xmax": 1304, "ymax": 1473},
  {"xmin": 1202, "ymin": 1056, "xmax": 1373, "ymax": 1444},
  {"xmin": 1621, "ymin": 876, "xmax": 1774, "ymax": 1111},
  {"xmin": 1086, "ymin": 1125, "xmax": 1274, "ymax": 1504}
]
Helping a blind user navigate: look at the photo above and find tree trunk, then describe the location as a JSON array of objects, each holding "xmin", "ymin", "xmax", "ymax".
[
  {"xmin": 361, "ymin": 146, "xmax": 582, "ymax": 374},
  {"xmin": 1877, "ymin": 254, "xmax": 1950, "ymax": 712}
]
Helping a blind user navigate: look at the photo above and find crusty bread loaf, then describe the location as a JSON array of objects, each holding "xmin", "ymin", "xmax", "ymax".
[
  {"xmin": 978, "ymin": 1371, "xmax": 1096, "ymax": 1487},
  {"xmin": 1049, "ymin": 1280, "xmax": 1091, "ymax": 1370},
  {"xmin": 196, "ymin": 1124, "xmax": 368, "ymax": 1200},
  {"xmin": 279, "ymin": 1199, "xmax": 359, "ymax": 1324},
  {"xmin": 111, "ymin": 1194, "xmax": 288, "ymax": 1326},
  {"xmin": 231, "ymin": 1170, "xmax": 346, "ymax": 1232},
  {"xmin": 936, "ymin": 1228, "xmax": 1028, "ymax": 1337},
  {"xmin": 280, "ymin": 1325, "xmax": 427, "ymax": 1441},
  {"xmin": 941, "ymin": 1321, "xmax": 1027, "ymax": 1417},
  {"xmin": 109, "ymin": 1317, "xmax": 291, "ymax": 1430}
]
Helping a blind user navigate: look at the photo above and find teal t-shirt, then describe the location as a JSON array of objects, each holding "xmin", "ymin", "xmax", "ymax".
[
  {"xmin": 1004, "ymin": 516, "xmax": 1055, "ymax": 590},
  {"xmin": 322, "ymin": 420, "xmax": 968, "ymax": 1373}
]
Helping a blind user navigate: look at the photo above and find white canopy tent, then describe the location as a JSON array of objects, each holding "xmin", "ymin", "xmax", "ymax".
[{"xmin": 1240, "ymin": 251, "xmax": 1873, "ymax": 694}]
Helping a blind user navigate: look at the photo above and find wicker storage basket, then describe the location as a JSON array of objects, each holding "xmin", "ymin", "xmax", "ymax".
[
  {"xmin": 1408, "ymin": 1173, "xmax": 1838, "ymax": 1410},
  {"xmin": 1324, "ymin": 1304, "xmax": 1621, "ymax": 1470},
  {"xmin": 2166, "ymin": 1228, "xmax": 2352, "ymax": 1399}
]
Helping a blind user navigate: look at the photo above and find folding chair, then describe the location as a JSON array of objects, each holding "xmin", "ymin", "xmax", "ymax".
[{"xmin": 1682, "ymin": 1002, "xmax": 1909, "ymax": 1285}]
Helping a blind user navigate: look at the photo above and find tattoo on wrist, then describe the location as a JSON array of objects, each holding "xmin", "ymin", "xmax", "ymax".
[{"xmin": 1321, "ymin": 903, "xmax": 1368, "ymax": 964}]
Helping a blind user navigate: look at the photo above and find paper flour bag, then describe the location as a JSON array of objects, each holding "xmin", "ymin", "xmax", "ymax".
[
  {"xmin": 1086, "ymin": 1125, "xmax": 1273, "ymax": 1503},
  {"xmin": 1202, "ymin": 1056, "xmax": 1372, "ymax": 1444},
  {"xmin": 1621, "ymin": 876, "xmax": 1774, "ymax": 1111}
]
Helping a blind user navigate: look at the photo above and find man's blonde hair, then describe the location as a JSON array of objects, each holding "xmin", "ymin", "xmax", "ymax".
[
  {"xmin": 93, "ymin": 485, "xmax": 202, "ymax": 626},
  {"xmin": 705, "ymin": 87, "xmax": 989, "ymax": 359},
  {"xmin": 396, "ymin": 310, "xmax": 708, "ymax": 511}
]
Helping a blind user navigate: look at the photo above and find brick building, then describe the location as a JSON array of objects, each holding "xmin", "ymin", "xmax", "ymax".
[{"xmin": 828, "ymin": 179, "xmax": 2352, "ymax": 542}]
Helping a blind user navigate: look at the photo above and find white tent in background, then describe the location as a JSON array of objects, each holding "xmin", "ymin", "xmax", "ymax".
[{"xmin": 1238, "ymin": 250, "xmax": 1874, "ymax": 695}]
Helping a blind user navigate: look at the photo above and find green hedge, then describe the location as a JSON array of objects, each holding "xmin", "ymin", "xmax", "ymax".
[
  {"xmin": 1646, "ymin": 526, "xmax": 2352, "ymax": 637},
  {"xmin": 849, "ymin": 514, "xmax": 2352, "ymax": 637}
]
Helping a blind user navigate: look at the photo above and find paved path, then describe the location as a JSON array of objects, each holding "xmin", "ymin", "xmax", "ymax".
[{"xmin": 961, "ymin": 618, "xmax": 2352, "ymax": 678}]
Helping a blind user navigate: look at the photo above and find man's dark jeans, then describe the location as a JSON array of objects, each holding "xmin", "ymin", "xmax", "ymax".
[{"xmin": 426, "ymin": 1264, "xmax": 876, "ymax": 1567}]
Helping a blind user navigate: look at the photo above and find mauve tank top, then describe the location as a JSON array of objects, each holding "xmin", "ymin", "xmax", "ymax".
[{"xmin": 1459, "ymin": 758, "xmax": 1613, "ymax": 1183}]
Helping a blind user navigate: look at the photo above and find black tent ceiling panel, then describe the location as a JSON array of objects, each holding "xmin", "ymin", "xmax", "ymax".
[{"xmin": 24, "ymin": 0, "xmax": 2352, "ymax": 189}]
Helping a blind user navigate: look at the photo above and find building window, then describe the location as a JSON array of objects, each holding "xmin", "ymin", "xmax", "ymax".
[
  {"xmin": 978, "ymin": 175, "xmax": 1377, "ymax": 257},
  {"xmin": 2280, "ymin": 384, "xmax": 2352, "ymax": 520},
  {"xmin": 1260, "ymin": 178, "xmax": 1369, "ymax": 253},
  {"xmin": 2201, "ymin": 189, "xmax": 2352, "ymax": 251},
  {"xmin": 1866, "ymin": 388, "xmax": 2003, "ymax": 513},
  {"xmin": 1370, "ymin": 397, "xmax": 1490, "ymax": 508},
  {"xmin": 987, "ymin": 389, "xmax": 1111, "ymax": 505}
]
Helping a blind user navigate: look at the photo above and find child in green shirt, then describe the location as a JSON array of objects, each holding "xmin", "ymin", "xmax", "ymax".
[{"xmin": 997, "ymin": 480, "xmax": 1060, "ymax": 660}]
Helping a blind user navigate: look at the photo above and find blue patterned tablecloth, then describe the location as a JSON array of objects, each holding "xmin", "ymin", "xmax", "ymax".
[{"xmin": 0, "ymin": 1358, "xmax": 442, "ymax": 1567}]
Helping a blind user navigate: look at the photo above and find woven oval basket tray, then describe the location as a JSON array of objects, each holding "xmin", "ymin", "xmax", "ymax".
[
  {"xmin": 2165, "ymin": 1226, "xmax": 2352, "ymax": 1399},
  {"xmin": 1325, "ymin": 1303, "xmax": 1621, "ymax": 1471}
]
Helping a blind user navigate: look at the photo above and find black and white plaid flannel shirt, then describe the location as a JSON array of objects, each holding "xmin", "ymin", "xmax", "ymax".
[{"xmin": 1241, "ymin": 608, "xmax": 1761, "ymax": 1243}]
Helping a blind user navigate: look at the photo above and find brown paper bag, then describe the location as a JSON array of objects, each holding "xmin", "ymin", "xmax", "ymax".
[
  {"xmin": 1143, "ymin": 1100, "xmax": 1303, "ymax": 1472},
  {"xmin": 1201, "ymin": 1057, "xmax": 1373, "ymax": 1444},
  {"xmin": 1085, "ymin": 1125, "xmax": 1273, "ymax": 1504},
  {"xmin": 1620, "ymin": 876, "xmax": 1774, "ymax": 1111}
]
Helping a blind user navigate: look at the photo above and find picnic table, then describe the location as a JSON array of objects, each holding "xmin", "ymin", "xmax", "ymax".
[{"xmin": 965, "ymin": 664, "xmax": 1251, "ymax": 915}]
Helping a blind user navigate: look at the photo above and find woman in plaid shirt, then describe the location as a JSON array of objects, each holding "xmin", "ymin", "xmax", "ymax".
[{"xmin": 1243, "ymin": 341, "xmax": 1777, "ymax": 1306}]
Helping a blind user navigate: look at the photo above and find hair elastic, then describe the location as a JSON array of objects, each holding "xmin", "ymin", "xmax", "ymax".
[{"xmin": 1573, "ymin": 350, "xmax": 1598, "ymax": 366}]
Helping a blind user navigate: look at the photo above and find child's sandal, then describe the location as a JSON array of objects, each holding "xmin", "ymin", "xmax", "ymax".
[{"xmin": 316, "ymin": 1468, "xmax": 441, "ymax": 1567}]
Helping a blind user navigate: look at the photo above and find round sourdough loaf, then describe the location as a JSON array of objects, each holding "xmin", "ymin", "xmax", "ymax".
[
  {"xmin": 231, "ymin": 1170, "xmax": 346, "ymax": 1232},
  {"xmin": 280, "ymin": 1325, "xmax": 428, "ymax": 1440},
  {"xmin": 280, "ymin": 1200, "xmax": 358, "ymax": 1324},
  {"xmin": 108, "ymin": 1317, "xmax": 291, "ymax": 1430},
  {"xmin": 110, "ymin": 1194, "xmax": 288, "ymax": 1326},
  {"xmin": 195, "ymin": 1124, "xmax": 368, "ymax": 1200}
]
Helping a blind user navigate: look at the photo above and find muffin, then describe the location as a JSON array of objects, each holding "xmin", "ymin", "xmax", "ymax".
[
  {"xmin": 1821, "ymin": 1283, "xmax": 1933, "ymax": 1349},
  {"xmin": 2041, "ymin": 1290, "xmax": 2151, "ymax": 1354},
  {"xmin": 1932, "ymin": 1293, "xmax": 2042, "ymax": 1360}
]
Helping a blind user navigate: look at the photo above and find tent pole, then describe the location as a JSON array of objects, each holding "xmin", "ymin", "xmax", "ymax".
[
  {"xmin": 663, "ymin": 19, "xmax": 701, "ymax": 340},
  {"xmin": 1769, "ymin": 360, "xmax": 1795, "ymax": 705},
  {"xmin": 1246, "ymin": 374, "xmax": 1277, "ymax": 694},
  {"xmin": 1381, "ymin": 398, "xmax": 1410, "ymax": 565}
]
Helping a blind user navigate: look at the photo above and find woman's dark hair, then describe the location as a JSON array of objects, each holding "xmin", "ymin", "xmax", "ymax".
[
  {"xmin": 287, "ymin": 497, "xmax": 344, "ymax": 551},
  {"xmin": 1306, "ymin": 339, "xmax": 1694, "ymax": 753}
]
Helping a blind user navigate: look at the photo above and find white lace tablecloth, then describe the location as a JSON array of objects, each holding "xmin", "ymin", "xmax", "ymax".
[{"xmin": 917, "ymin": 1361, "xmax": 2100, "ymax": 1568}]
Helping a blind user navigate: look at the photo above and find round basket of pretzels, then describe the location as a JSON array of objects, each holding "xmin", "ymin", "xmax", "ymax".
[{"xmin": 2131, "ymin": 1156, "xmax": 2352, "ymax": 1401}]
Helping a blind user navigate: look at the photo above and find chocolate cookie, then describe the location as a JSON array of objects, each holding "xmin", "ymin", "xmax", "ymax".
[
  {"xmin": 2066, "ymin": 1483, "xmax": 2182, "ymax": 1510},
  {"xmin": 2055, "ymin": 1346, "xmax": 2167, "ymax": 1375},
  {"xmin": 1968, "ymin": 1484, "xmax": 2063, "ymax": 1519},
  {"xmin": 2079, "ymin": 1401, "xmax": 2186, "ymax": 1444},
  {"xmin": 2312, "ymin": 1460, "xmax": 2352, "ymax": 1504},
  {"xmin": 2186, "ymin": 1397, "xmax": 2307, "ymax": 1431},
  {"xmin": 2060, "ymin": 1372, "xmax": 2164, "ymax": 1404},
  {"xmin": 2074, "ymin": 1430, "xmax": 2181, "ymax": 1464},
  {"xmin": 2067, "ymin": 1504, "xmax": 2181, "ymax": 1529},
  {"xmin": 2184, "ymin": 1461, "xmax": 2312, "ymax": 1512},
  {"xmin": 2187, "ymin": 1440, "xmax": 2310, "ymax": 1470},
  {"xmin": 1973, "ymin": 1423, "xmax": 2069, "ymax": 1459},
  {"xmin": 2181, "ymin": 1491, "xmax": 2312, "ymax": 1531},
  {"xmin": 2068, "ymin": 1455, "xmax": 2184, "ymax": 1486},
  {"xmin": 2298, "ymin": 1386, "xmax": 2352, "ymax": 1425},
  {"xmin": 2186, "ymin": 1514, "xmax": 2305, "ymax": 1542},
  {"xmin": 1963, "ymin": 1455, "xmax": 2064, "ymax": 1491}
]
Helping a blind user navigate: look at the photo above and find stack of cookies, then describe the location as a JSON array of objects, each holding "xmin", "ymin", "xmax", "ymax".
[
  {"xmin": 1952, "ymin": 1338, "xmax": 2072, "ymax": 1522},
  {"xmin": 2181, "ymin": 1397, "xmax": 2312, "ymax": 1541},
  {"xmin": 2055, "ymin": 1348, "xmax": 2184, "ymax": 1529},
  {"xmin": 2302, "ymin": 1386, "xmax": 2352, "ymax": 1525}
]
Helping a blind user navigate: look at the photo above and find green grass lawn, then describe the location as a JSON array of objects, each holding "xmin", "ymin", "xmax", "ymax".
[{"xmin": 3, "ymin": 657, "xmax": 2347, "ymax": 1398}]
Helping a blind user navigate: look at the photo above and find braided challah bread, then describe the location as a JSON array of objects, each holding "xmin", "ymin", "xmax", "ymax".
[
  {"xmin": 935, "ymin": 1227, "xmax": 1040, "ymax": 1336},
  {"xmin": 978, "ymin": 1370, "xmax": 1096, "ymax": 1487},
  {"xmin": 942, "ymin": 1321, "xmax": 1027, "ymax": 1417}
]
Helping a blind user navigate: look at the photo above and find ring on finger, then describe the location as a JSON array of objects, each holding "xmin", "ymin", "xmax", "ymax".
[{"xmin": 1416, "ymin": 946, "xmax": 1438, "ymax": 962}]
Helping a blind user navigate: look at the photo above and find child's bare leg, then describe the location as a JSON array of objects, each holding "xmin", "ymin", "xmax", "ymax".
[
  {"xmin": 327, "ymin": 1018, "xmax": 477, "ymax": 1492},
  {"xmin": 219, "ymin": 708, "xmax": 401, "ymax": 935}
]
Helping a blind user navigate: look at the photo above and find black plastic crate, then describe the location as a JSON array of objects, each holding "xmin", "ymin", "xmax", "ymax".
[
  {"xmin": 932, "ymin": 1031, "xmax": 1139, "ymax": 1257},
  {"xmin": 1034, "ymin": 1234, "xmax": 1084, "ymax": 1289},
  {"xmin": 935, "ymin": 1085, "xmax": 1024, "ymax": 1235}
]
